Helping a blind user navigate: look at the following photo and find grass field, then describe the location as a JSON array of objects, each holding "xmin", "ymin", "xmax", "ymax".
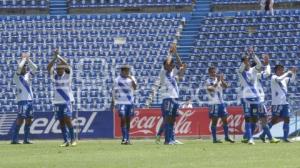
[{"xmin": 1, "ymin": 139, "xmax": 300, "ymax": 168}]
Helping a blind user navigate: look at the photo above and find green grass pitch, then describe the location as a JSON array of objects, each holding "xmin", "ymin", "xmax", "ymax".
[{"xmin": 0, "ymin": 139, "xmax": 300, "ymax": 168}]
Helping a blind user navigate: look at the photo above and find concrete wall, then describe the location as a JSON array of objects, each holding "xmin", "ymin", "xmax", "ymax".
[
  {"xmin": 69, "ymin": 5, "xmax": 193, "ymax": 14},
  {"xmin": 212, "ymin": 2, "xmax": 300, "ymax": 12},
  {"xmin": 0, "ymin": 8, "xmax": 49, "ymax": 15}
]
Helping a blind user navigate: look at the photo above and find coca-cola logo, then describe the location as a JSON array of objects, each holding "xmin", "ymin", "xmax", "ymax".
[
  {"xmin": 209, "ymin": 114, "xmax": 245, "ymax": 134},
  {"xmin": 129, "ymin": 109, "xmax": 195, "ymax": 135}
]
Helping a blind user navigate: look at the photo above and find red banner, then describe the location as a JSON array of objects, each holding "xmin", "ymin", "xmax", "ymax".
[{"xmin": 114, "ymin": 107, "xmax": 245, "ymax": 138}]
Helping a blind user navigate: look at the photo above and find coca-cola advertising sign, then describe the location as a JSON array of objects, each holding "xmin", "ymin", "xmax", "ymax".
[{"xmin": 114, "ymin": 107, "xmax": 245, "ymax": 137}]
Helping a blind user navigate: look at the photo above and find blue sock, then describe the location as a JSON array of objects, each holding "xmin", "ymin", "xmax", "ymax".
[
  {"xmin": 68, "ymin": 126, "xmax": 75, "ymax": 141},
  {"xmin": 262, "ymin": 125, "xmax": 272, "ymax": 140},
  {"xmin": 164, "ymin": 123, "xmax": 170, "ymax": 143},
  {"xmin": 283, "ymin": 123, "xmax": 289, "ymax": 140},
  {"xmin": 211, "ymin": 125, "xmax": 217, "ymax": 141},
  {"xmin": 245, "ymin": 122, "xmax": 252, "ymax": 140},
  {"xmin": 121, "ymin": 127, "xmax": 127, "ymax": 141},
  {"xmin": 251, "ymin": 123, "xmax": 256, "ymax": 135},
  {"xmin": 157, "ymin": 123, "xmax": 164, "ymax": 136},
  {"xmin": 12, "ymin": 124, "xmax": 21, "ymax": 142},
  {"xmin": 126, "ymin": 127, "xmax": 130, "ymax": 141},
  {"xmin": 61, "ymin": 126, "xmax": 68, "ymax": 143},
  {"xmin": 223, "ymin": 124, "xmax": 229, "ymax": 139},
  {"xmin": 261, "ymin": 123, "xmax": 273, "ymax": 138},
  {"xmin": 170, "ymin": 123, "xmax": 175, "ymax": 141},
  {"xmin": 24, "ymin": 124, "xmax": 31, "ymax": 142},
  {"xmin": 243, "ymin": 122, "xmax": 247, "ymax": 139}
]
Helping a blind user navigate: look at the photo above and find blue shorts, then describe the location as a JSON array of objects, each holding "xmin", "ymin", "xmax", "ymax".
[
  {"xmin": 209, "ymin": 104, "xmax": 228, "ymax": 118},
  {"xmin": 54, "ymin": 103, "xmax": 73, "ymax": 120},
  {"xmin": 272, "ymin": 105, "xmax": 290, "ymax": 118},
  {"xmin": 17, "ymin": 101, "xmax": 33, "ymax": 119},
  {"xmin": 241, "ymin": 99, "xmax": 267, "ymax": 118},
  {"xmin": 116, "ymin": 104, "xmax": 134, "ymax": 118},
  {"xmin": 161, "ymin": 98, "xmax": 179, "ymax": 117}
]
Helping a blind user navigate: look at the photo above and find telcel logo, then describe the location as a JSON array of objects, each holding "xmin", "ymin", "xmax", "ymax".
[{"xmin": 19, "ymin": 112, "xmax": 97, "ymax": 134}]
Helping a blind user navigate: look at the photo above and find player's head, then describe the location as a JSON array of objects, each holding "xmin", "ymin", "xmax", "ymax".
[
  {"xmin": 163, "ymin": 58, "xmax": 175, "ymax": 72},
  {"xmin": 56, "ymin": 61, "xmax": 68, "ymax": 76},
  {"xmin": 120, "ymin": 64, "xmax": 131, "ymax": 78},
  {"xmin": 208, "ymin": 66, "xmax": 216, "ymax": 77},
  {"xmin": 241, "ymin": 55, "xmax": 250, "ymax": 70},
  {"xmin": 19, "ymin": 52, "xmax": 28, "ymax": 75},
  {"xmin": 274, "ymin": 64, "xmax": 284, "ymax": 76}
]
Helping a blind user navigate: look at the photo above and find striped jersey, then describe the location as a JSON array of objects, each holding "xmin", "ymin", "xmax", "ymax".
[
  {"xmin": 159, "ymin": 68, "xmax": 179, "ymax": 99},
  {"xmin": 206, "ymin": 77, "xmax": 224, "ymax": 105},
  {"xmin": 51, "ymin": 67, "xmax": 74, "ymax": 104},
  {"xmin": 113, "ymin": 75, "xmax": 137, "ymax": 105},
  {"xmin": 14, "ymin": 72, "xmax": 34, "ymax": 102},
  {"xmin": 271, "ymin": 72, "xmax": 295, "ymax": 105}
]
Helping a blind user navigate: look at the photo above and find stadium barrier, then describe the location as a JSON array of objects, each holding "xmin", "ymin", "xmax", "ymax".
[
  {"xmin": 1, "ymin": 107, "xmax": 299, "ymax": 140},
  {"xmin": 114, "ymin": 107, "xmax": 246, "ymax": 138},
  {"xmin": 0, "ymin": 111, "xmax": 114, "ymax": 140}
]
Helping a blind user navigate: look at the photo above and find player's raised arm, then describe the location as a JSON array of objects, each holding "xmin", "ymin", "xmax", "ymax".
[
  {"xmin": 220, "ymin": 74, "xmax": 228, "ymax": 88},
  {"xmin": 252, "ymin": 54, "xmax": 262, "ymax": 71},
  {"xmin": 27, "ymin": 54, "xmax": 38, "ymax": 74},
  {"xmin": 170, "ymin": 44, "xmax": 187, "ymax": 80},
  {"xmin": 258, "ymin": 54, "xmax": 271, "ymax": 80},
  {"xmin": 128, "ymin": 75, "xmax": 137, "ymax": 90},
  {"xmin": 47, "ymin": 49, "xmax": 59, "ymax": 73},
  {"xmin": 206, "ymin": 83, "xmax": 217, "ymax": 92},
  {"xmin": 17, "ymin": 53, "xmax": 27, "ymax": 74},
  {"xmin": 238, "ymin": 56, "xmax": 249, "ymax": 73},
  {"xmin": 177, "ymin": 63, "xmax": 187, "ymax": 81},
  {"xmin": 289, "ymin": 67, "xmax": 297, "ymax": 83},
  {"xmin": 170, "ymin": 43, "xmax": 183, "ymax": 67},
  {"xmin": 262, "ymin": 54, "xmax": 271, "ymax": 77},
  {"xmin": 274, "ymin": 69, "xmax": 293, "ymax": 82}
]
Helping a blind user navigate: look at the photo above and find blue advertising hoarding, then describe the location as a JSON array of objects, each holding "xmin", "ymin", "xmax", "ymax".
[{"xmin": 0, "ymin": 111, "xmax": 114, "ymax": 140}]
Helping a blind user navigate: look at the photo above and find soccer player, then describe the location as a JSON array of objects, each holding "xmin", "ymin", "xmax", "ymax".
[
  {"xmin": 265, "ymin": 65, "xmax": 296, "ymax": 142},
  {"xmin": 112, "ymin": 65, "xmax": 137, "ymax": 145},
  {"xmin": 206, "ymin": 66, "xmax": 234, "ymax": 143},
  {"xmin": 11, "ymin": 52, "xmax": 37, "ymax": 144},
  {"xmin": 252, "ymin": 54, "xmax": 280, "ymax": 143},
  {"xmin": 159, "ymin": 44, "xmax": 186, "ymax": 145},
  {"xmin": 238, "ymin": 47, "xmax": 263, "ymax": 145},
  {"xmin": 47, "ymin": 49, "xmax": 76, "ymax": 147}
]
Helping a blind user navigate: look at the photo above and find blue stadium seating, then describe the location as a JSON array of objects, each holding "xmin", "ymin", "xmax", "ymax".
[
  {"xmin": 0, "ymin": 12, "xmax": 187, "ymax": 112},
  {"xmin": 69, "ymin": 0, "xmax": 192, "ymax": 8},
  {"xmin": 212, "ymin": 0, "xmax": 300, "ymax": 5},
  {"xmin": 191, "ymin": 9, "xmax": 300, "ymax": 106},
  {"xmin": 0, "ymin": 0, "xmax": 48, "ymax": 8}
]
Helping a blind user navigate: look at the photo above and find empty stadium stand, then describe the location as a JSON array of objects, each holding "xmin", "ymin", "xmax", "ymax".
[
  {"xmin": 0, "ymin": 13, "xmax": 188, "ymax": 112},
  {"xmin": 0, "ymin": 0, "xmax": 299, "ymax": 113},
  {"xmin": 0, "ymin": 0, "xmax": 49, "ymax": 15}
]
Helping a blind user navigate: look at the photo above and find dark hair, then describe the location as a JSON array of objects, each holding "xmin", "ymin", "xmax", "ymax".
[
  {"xmin": 274, "ymin": 64, "xmax": 284, "ymax": 73},
  {"xmin": 241, "ymin": 55, "xmax": 249, "ymax": 62},
  {"xmin": 163, "ymin": 59, "xmax": 174, "ymax": 66},
  {"xmin": 208, "ymin": 66, "xmax": 216, "ymax": 72}
]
